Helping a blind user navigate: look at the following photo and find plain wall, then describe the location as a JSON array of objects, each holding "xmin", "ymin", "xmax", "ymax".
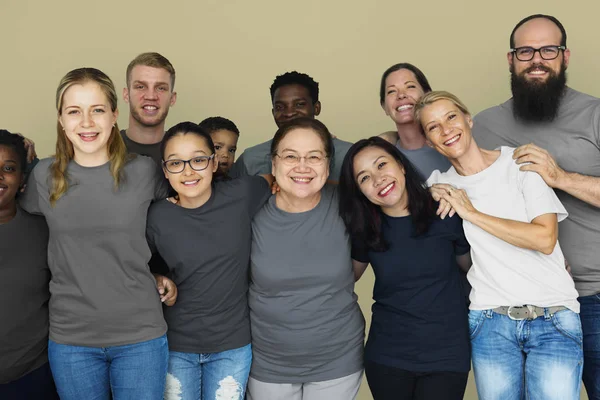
[{"xmin": 1, "ymin": 1, "xmax": 595, "ymax": 398}]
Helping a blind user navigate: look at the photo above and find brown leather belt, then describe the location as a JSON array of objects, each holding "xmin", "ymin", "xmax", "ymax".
[{"xmin": 493, "ymin": 305, "xmax": 568, "ymax": 320}]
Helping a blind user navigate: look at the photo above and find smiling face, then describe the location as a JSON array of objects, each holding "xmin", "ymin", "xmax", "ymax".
[
  {"xmin": 353, "ymin": 145, "xmax": 408, "ymax": 216},
  {"xmin": 0, "ymin": 145, "xmax": 23, "ymax": 216},
  {"xmin": 272, "ymin": 84, "xmax": 321, "ymax": 128},
  {"xmin": 272, "ymin": 127, "xmax": 329, "ymax": 200},
  {"xmin": 162, "ymin": 133, "xmax": 218, "ymax": 209},
  {"xmin": 58, "ymin": 81, "xmax": 118, "ymax": 165},
  {"xmin": 419, "ymin": 99, "xmax": 474, "ymax": 161},
  {"xmin": 210, "ymin": 129, "xmax": 238, "ymax": 174},
  {"xmin": 124, "ymin": 65, "xmax": 177, "ymax": 128},
  {"xmin": 509, "ymin": 18, "xmax": 570, "ymax": 85},
  {"xmin": 382, "ymin": 69, "xmax": 426, "ymax": 126}
]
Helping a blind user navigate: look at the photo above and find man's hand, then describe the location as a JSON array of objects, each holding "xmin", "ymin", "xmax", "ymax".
[{"xmin": 513, "ymin": 144, "xmax": 566, "ymax": 188}]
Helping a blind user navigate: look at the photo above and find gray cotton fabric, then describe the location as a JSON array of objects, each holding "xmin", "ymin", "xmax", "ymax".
[
  {"xmin": 0, "ymin": 207, "xmax": 50, "ymax": 383},
  {"xmin": 249, "ymin": 185, "xmax": 365, "ymax": 383},
  {"xmin": 20, "ymin": 156, "xmax": 168, "ymax": 347},
  {"xmin": 473, "ymin": 87, "xmax": 600, "ymax": 296},
  {"xmin": 394, "ymin": 142, "xmax": 452, "ymax": 180},
  {"xmin": 121, "ymin": 129, "xmax": 162, "ymax": 166},
  {"xmin": 146, "ymin": 176, "xmax": 271, "ymax": 354},
  {"xmin": 229, "ymin": 137, "xmax": 353, "ymax": 181}
]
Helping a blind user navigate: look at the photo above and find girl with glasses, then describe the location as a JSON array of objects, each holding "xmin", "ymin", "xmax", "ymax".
[{"xmin": 147, "ymin": 122, "xmax": 273, "ymax": 400}]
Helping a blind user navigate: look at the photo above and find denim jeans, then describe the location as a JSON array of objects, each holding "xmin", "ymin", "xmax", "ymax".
[
  {"xmin": 469, "ymin": 308, "xmax": 583, "ymax": 400},
  {"xmin": 48, "ymin": 334, "xmax": 168, "ymax": 400},
  {"xmin": 580, "ymin": 293, "xmax": 600, "ymax": 399},
  {"xmin": 164, "ymin": 343, "xmax": 251, "ymax": 400}
]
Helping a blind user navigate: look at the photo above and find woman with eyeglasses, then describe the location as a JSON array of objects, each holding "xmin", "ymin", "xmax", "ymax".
[
  {"xmin": 416, "ymin": 91, "xmax": 582, "ymax": 400},
  {"xmin": 246, "ymin": 117, "xmax": 365, "ymax": 400},
  {"xmin": 146, "ymin": 121, "xmax": 273, "ymax": 400}
]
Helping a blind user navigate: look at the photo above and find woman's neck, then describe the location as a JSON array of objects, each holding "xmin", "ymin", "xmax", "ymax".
[
  {"xmin": 275, "ymin": 190, "xmax": 321, "ymax": 213},
  {"xmin": 451, "ymin": 146, "xmax": 500, "ymax": 176},
  {"xmin": 73, "ymin": 149, "xmax": 110, "ymax": 167},
  {"xmin": 0, "ymin": 202, "xmax": 17, "ymax": 225},
  {"xmin": 396, "ymin": 122, "xmax": 426, "ymax": 150}
]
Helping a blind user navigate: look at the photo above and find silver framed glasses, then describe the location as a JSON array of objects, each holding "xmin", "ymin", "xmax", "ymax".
[
  {"xmin": 163, "ymin": 154, "xmax": 215, "ymax": 173},
  {"xmin": 275, "ymin": 152, "xmax": 327, "ymax": 166},
  {"xmin": 510, "ymin": 45, "xmax": 566, "ymax": 61}
]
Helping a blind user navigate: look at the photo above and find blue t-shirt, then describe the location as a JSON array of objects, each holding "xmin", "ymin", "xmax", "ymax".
[{"xmin": 352, "ymin": 213, "xmax": 471, "ymax": 373}]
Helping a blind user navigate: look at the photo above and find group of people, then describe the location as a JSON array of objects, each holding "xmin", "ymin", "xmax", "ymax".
[{"xmin": 1, "ymin": 12, "xmax": 598, "ymax": 400}]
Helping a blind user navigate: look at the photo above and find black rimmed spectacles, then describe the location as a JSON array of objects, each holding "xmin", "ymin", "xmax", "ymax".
[
  {"xmin": 163, "ymin": 154, "xmax": 215, "ymax": 173},
  {"xmin": 510, "ymin": 45, "xmax": 566, "ymax": 62}
]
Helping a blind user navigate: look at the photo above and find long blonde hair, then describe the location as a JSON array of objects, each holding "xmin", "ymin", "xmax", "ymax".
[{"xmin": 50, "ymin": 68, "xmax": 129, "ymax": 206}]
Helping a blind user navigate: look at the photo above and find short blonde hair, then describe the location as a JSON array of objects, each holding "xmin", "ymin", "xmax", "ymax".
[
  {"xmin": 414, "ymin": 91, "xmax": 471, "ymax": 125},
  {"xmin": 126, "ymin": 52, "xmax": 176, "ymax": 89}
]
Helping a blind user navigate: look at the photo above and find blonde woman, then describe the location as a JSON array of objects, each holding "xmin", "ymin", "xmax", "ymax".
[
  {"xmin": 415, "ymin": 91, "xmax": 582, "ymax": 400},
  {"xmin": 21, "ymin": 68, "xmax": 176, "ymax": 400}
]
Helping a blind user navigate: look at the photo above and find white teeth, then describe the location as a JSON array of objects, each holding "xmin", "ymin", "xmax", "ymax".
[
  {"xmin": 529, "ymin": 70, "xmax": 546, "ymax": 75},
  {"xmin": 379, "ymin": 182, "xmax": 394, "ymax": 195},
  {"xmin": 292, "ymin": 177, "xmax": 312, "ymax": 182},
  {"xmin": 396, "ymin": 104, "xmax": 413, "ymax": 112},
  {"xmin": 79, "ymin": 133, "xmax": 98, "ymax": 138},
  {"xmin": 444, "ymin": 135, "xmax": 460, "ymax": 145},
  {"xmin": 183, "ymin": 180, "xmax": 199, "ymax": 185},
  {"xmin": 144, "ymin": 106, "xmax": 157, "ymax": 110}
]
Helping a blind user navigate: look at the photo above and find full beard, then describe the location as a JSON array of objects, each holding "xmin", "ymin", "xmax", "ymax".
[{"xmin": 510, "ymin": 63, "xmax": 567, "ymax": 123}]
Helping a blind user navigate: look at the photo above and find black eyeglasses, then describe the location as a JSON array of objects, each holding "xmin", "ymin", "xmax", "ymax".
[
  {"xmin": 162, "ymin": 154, "xmax": 214, "ymax": 173},
  {"xmin": 510, "ymin": 45, "xmax": 566, "ymax": 61}
]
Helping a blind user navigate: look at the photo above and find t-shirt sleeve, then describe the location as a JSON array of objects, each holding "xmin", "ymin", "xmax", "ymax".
[
  {"xmin": 151, "ymin": 163, "xmax": 169, "ymax": 200},
  {"xmin": 229, "ymin": 154, "xmax": 248, "ymax": 179},
  {"xmin": 19, "ymin": 163, "xmax": 44, "ymax": 215},
  {"xmin": 593, "ymin": 102, "xmax": 600, "ymax": 147},
  {"xmin": 518, "ymin": 167, "xmax": 568, "ymax": 223},
  {"xmin": 351, "ymin": 237, "xmax": 370, "ymax": 263},
  {"xmin": 448, "ymin": 214, "xmax": 470, "ymax": 256},
  {"xmin": 242, "ymin": 175, "xmax": 271, "ymax": 217},
  {"xmin": 426, "ymin": 169, "xmax": 441, "ymax": 186}
]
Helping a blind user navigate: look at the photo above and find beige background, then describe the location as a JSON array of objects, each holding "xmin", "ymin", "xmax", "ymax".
[{"xmin": 1, "ymin": 0, "xmax": 595, "ymax": 398}]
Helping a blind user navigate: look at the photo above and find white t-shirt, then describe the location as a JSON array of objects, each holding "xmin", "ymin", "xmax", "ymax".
[{"xmin": 427, "ymin": 147, "xmax": 579, "ymax": 312}]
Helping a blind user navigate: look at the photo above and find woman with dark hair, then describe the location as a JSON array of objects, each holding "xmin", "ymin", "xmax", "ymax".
[
  {"xmin": 378, "ymin": 63, "xmax": 450, "ymax": 179},
  {"xmin": 247, "ymin": 117, "xmax": 364, "ymax": 400},
  {"xmin": 338, "ymin": 136, "xmax": 471, "ymax": 400},
  {"xmin": 0, "ymin": 130, "xmax": 58, "ymax": 399},
  {"xmin": 147, "ymin": 121, "xmax": 273, "ymax": 399}
]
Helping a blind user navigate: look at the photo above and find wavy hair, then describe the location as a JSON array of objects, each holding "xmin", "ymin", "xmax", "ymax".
[{"xmin": 51, "ymin": 67, "xmax": 128, "ymax": 206}]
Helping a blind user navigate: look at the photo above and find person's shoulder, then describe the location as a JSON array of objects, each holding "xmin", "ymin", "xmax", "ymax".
[
  {"xmin": 242, "ymin": 139, "xmax": 272, "ymax": 157},
  {"xmin": 125, "ymin": 154, "xmax": 156, "ymax": 172},
  {"xmin": 148, "ymin": 198, "xmax": 172, "ymax": 219},
  {"xmin": 474, "ymin": 98, "xmax": 512, "ymax": 121},
  {"xmin": 333, "ymin": 137, "xmax": 353, "ymax": 148},
  {"xmin": 29, "ymin": 157, "xmax": 54, "ymax": 180},
  {"xmin": 565, "ymin": 87, "xmax": 600, "ymax": 109}
]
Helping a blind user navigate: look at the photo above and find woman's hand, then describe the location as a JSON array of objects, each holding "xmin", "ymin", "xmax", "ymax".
[
  {"xmin": 430, "ymin": 184, "xmax": 456, "ymax": 219},
  {"xmin": 434, "ymin": 184, "xmax": 478, "ymax": 222},
  {"xmin": 153, "ymin": 274, "xmax": 178, "ymax": 306}
]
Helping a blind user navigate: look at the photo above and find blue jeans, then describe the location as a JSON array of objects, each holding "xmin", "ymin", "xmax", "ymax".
[
  {"xmin": 580, "ymin": 294, "xmax": 600, "ymax": 399},
  {"xmin": 469, "ymin": 309, "xmax": 583, "ymax": 400},
  {"xmin": 48, "ymin": 334, "xmax": 168, "ymax": 400},
  {"xmin": 164, "ymin": 343, "xmax": 252, "ymax": 400}
]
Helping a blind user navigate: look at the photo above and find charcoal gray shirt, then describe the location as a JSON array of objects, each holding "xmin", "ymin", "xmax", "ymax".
[
  {"xmin": 20, "ymin": 156, "xmax": 168, "ymax": 347},
  {"xmin": 248, "ymin": 185, "xmax": 365, "ymax": 383},
  {"xmin": 0, "ymin": 207, "xmax": 50, "ymax": 383},
  {"xmin": 147, "ymin": 176, "xmax": 270, "ymax": 353}
]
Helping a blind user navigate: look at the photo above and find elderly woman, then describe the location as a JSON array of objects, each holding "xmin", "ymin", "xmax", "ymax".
[
  {"xmin": 246, "ymin": 117, "xmax": 365, "ymax": 400},
  {"xmin": 415, "ymin": 91, "xmax": 582, "ymax": 400}
]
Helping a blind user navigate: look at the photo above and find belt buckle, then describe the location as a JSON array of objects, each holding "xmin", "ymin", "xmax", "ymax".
[{"xmin": 507, "ymin": 305, "xmax": 537, "ymax": 320}]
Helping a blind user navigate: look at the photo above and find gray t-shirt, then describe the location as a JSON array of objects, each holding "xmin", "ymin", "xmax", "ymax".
[
  {"xmin": 20, "ymin": 156, "xmax": 168, "ymax": 347},
  {"xmin": 121, "ymin": 129, "xmax": 162, "ymax": 166},
  {"xmin": 0, "ymin": 207, "xmax": 50, "ymax": 383},
  {"xmin": 395, "ymin": 142, "xmax": 452, "ymax": 180},
  {"xmin": 230, "ymin": 137, "xmax": 353, "ymax": 182},
  {"xmin": 474, "ymin": 87, "xmax": 600, "ymax": 296},
  {"xmin": 146, "ymin": 176, "xmax": 270, "ymax": 354},
  {"xmin": 249, "ymin": 185, "xmax": 365, "ymax": 383}
]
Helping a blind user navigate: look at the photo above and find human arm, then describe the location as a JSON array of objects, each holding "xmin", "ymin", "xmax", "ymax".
[
  {"xmin": 513, "ymin": 143, "xmax": 600, "ymax": 208},
  {"xmin": 456, "ymin": 252, "xmax": 472, "ymax": 273},
  {"xmin": 435, "ymin": 183, "xmax": 559, "ymax": 255},
  {"xmin": 352, "ymin": 259, "xmax": 369, "ymax": 281}
]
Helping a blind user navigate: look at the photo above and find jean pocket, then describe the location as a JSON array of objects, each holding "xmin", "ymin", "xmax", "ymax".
[
  {"xmin": 468, "ymin": 310, "xmax": 485, "ymax": 339},
  {"xmin": 552, "ymin": 309, "xmax": 583, "ymax": 344}
]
